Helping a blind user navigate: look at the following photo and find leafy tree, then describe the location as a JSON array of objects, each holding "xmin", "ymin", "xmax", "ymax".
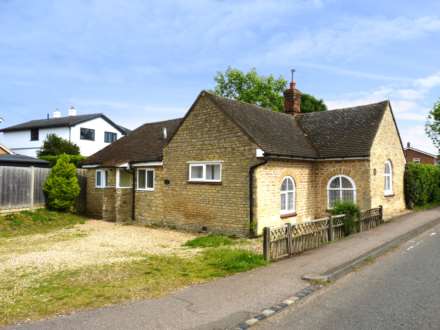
[
  {"xmin": 213, "ymin": 67, "xmax": 327, "ymax": 113},
  {"xmin": 38, "ymin": 134, "xmax": 80, "ymax": 157},
  {"xmin": 43, "ymin": 154, "xmax": 80, "ymax": 211},
  {"xmin": 426, "ymin": 98, "xmax": 440, "ymax": 153},
  {"xmin": 300, "ymin": 93, "xmax": 327, "ymax": 113}
]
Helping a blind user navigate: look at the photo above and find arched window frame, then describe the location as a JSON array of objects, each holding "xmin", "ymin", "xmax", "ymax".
[
  {"xmin": 327, "ymin": 175, "xmax": 356, "ymax": 209},
  {"xmin": 280, "ymin": 176, "xmax": 296, "ymax": 215},
  {"xmin": 384, "ymin": 160, "xmax": 393, "ymax": 196}
]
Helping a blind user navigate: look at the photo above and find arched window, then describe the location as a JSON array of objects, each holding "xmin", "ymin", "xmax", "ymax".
[
  {"xmin": 327, "ymin": 175, "xmax": 356, "ymax": 208},
  {"xmin": 280, "ymin": 177, "xmax": 295, "ymax": 215},
  {"xmin": 384, "ymin": 160, "xmax": 393, "ymax": 195}
]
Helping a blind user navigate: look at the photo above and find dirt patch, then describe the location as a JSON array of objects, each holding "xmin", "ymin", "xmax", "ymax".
[{"xmin": 0, "ymin": 220, "xmax": 198, "ymax": 275}]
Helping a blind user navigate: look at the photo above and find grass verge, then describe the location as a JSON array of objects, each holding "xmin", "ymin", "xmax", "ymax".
[
  {"xmin": 184, "ymin": 234, "xmax": 236, "ymax": 248},
  {"xmin": 0, "ymin": 209, "xmax": 85, "ymax": 238},
  {"xmin": 0, "ymin": 248, "xmax": 266, "ymax": 326}
]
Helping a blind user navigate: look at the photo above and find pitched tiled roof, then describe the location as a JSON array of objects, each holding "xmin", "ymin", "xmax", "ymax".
[
  {"xmin": 206, "ymin": 92, "xmax": 388, "ymax": 159},
  {"xmin": 82, "ymin": 118, "xmax": 182, "ymax": 166},
  {"xmin": 0, "ymin": 113, "xmax": 127, "ymax": 135}
]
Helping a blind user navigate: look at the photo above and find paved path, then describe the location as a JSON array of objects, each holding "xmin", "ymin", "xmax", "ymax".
[
  {"xmin": 255, "ymin": 223, "xmax": 440, "ymax": 330},
  {"xmin": 6, "ymin": 208, "xmax": 440, "ymax": 330}
]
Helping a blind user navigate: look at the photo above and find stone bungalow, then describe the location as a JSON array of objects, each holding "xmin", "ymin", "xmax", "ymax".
[{"xmin": 83, "ymin": 81, "xmax": 406, "ymax": 236}]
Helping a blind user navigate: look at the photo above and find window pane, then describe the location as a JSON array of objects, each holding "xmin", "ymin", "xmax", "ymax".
[
  {"xmin": 329, "ymin": 190, "xmax": 340, "ymax": 208},
  {"xmin": 341, "ymin": 177, "xmax": 353, "ymax": 188},
  {"xmin": 281, "ymin": 179, "xmax": 288, "ymax": 191},
  {"xmin": 119, "ymin": 169, "xmax": 131, "ymax": 187},
  {"xmin": 190, "ymin": 165, "xmax": 203, "ymax": 179},
  {"xmin": 342, "ymin": 190, "xmax": 354, "ymax": 202},
  {"xmin": 329, "ymin": 177, "xmax": 340, "ymax": 188},
  {"xmin": 104, "ymin": 132, "xmax": 117, "ymax": 143},
  {"xmin": 287, "ymin": 192, "xmax": 294, "ymax": 210},
  {"xmin": 206, "ymin": 164, "xmax": 220, "ymax": 180},
  {"xmin": 281, "ymin": 193, "xmax": 286, "ymax": 210},
  {"xmin": 138, "ymin": 170, "xmax": 146, "ymax": 189},
  {"xmin": 80, "ymin": 128, "xmax": 95, "ymax": 140},
  {"xmin": 146, "ymin": 170, "xmax": 154, "ymax": 189},
  {"xmin": 104, "ymin": 171, "xmax": 108, "ymax": 187},
  {"xmin": 96, "ymin": 171, "xmax": 101, "ymax": 187},
  {"xmin": 385, "ymin": 176, "xmax": 391, "ymax": 191},
  {"xmin": 287, "ymin": 178, "xmax": 293, "ymax": 190}
]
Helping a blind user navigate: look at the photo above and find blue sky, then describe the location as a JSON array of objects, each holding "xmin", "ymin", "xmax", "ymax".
[{"xmin": 1, "ymin": 0, "xmax": 440, "ymax": 153}]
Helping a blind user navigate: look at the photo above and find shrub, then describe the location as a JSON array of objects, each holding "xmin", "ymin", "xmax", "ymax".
[
  {"xmin": 184, "ymin": 234, "xmax": 235, "ymax": 248},
  {"xmin": 404, "ymin": 163, "xmax": 440, "ymax": 208},
  {"xmin": 330, "ymin": 201, "xmax": 361, "ymax": 235},
  {"xmin": 38, "ymin": 134, "xmax": 80, "ymax": 156},
  {"xmin": 43, "ymin": 154, "xmax": 81, "ymax": 211}
]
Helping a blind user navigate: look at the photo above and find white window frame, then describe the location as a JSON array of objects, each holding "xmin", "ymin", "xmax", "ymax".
[
  {"xmin": 95, "ymin": 169, "xmax": 107, "ymax": 188},
  {"xmin": 136, "ymin": 168, "xmax": 155, "ymax": 191},
  {"xmin": 384, "ymin": 160, "xmax": 393, "ymax": 196},
  {"xmin": 116, "ymin": 168, "xmax": 132, "ymax": 189},
  {"xmin": 188, "ymin": 162, "xmax": 222, "ymax": 182},
  {"xmin": 413, "ymin": 158, "xmax": 421, "ymax": 164},
  {"xmin": 280, "ymin": 176, "xmax": 296, "ymax": 216},
  {"xmin": 327, "ymin": 175, "xmax": 356, "ymax": 209}
]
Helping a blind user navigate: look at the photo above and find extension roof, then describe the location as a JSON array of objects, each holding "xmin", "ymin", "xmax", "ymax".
[
  {"xmin": 82, "ymin": 118, "xmax": 182, "ymax": 166},
  {"xmin": 0, "ymin": 113, "xmax": 127, "ymax": 135},
  {"xmin": 0, "ymin": 154, "xmax": 49, "ymax": 167}
]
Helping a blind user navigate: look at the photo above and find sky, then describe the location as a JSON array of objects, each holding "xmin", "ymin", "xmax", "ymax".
[{"xmin": 1, "ymin": 0, "xmax": 440, "ymax": 153}]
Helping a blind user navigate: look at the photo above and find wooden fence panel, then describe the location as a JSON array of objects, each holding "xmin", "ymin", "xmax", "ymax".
[
  {"xmin": 33, "ymin": 167, "xmax": 50, "ymax": 205},
  {"xmin": 264, "ymin": 206, "xmax": 383, "ymax": 261}
]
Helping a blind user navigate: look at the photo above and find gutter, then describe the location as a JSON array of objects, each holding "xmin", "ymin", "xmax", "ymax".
[
  {"xmin": 264, "ymin": 154, "xmax": 370, "ymax": 162},
  {"xmin": 249, "ymin": 159, "xmax": 268, "ymax": 237}
]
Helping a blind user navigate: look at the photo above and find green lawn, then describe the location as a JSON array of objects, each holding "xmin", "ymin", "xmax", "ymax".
[{"xmin": 0, "ymin": 209, "xmax": 85, "ymax": 238}]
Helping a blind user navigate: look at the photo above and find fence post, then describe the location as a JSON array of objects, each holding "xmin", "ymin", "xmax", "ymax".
[
  {"xmin": 286, "ymin": 223, "xmax": 292, "ymax": 256},
  {"xmin": 29, "ymin": 166, "xmax": 35, "ymax": 209},
  {"xmin": 379, "ymin": 205, "xmax": 383, "ymax": 223},
  {"xmin": 263, "ymin": 227, "xmax": 270, "ymax": 262},
  {"xmin": 328, "ymin": 215, "xmax": 334, "ymax": 241}
]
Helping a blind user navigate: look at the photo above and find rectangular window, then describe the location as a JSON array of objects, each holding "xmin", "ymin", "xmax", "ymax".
[
  {"xmin": 30, "ymin": 128, "xmax": 39, "ymax": 141},
  {"xmin": 413, "ymin": 158, "xmax": 421, "ymax": 164},
  {"xmin": 117, "ymin": 168, "xmax": 132, "ymax": 188},
  {"xmin": 137, "ymin": 169, "xmax": 154, "ymax": 191},
  {"xmin": 104, "ymin": 131, "xmax": 117, "ymax": 143},
  {"xmin": 95, "ymin": 169, "xmax": 107, "ymax": 188},
  {"xmin": 188, "ymin": 162, "xmax": 222, "ymax": 182},
  {"xmin": 80, "ymin": 128, "xmax": 95, "ymax": 141}
]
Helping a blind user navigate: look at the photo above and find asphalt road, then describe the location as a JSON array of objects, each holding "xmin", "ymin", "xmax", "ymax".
[{"xmin": 255, "ymin": 224, "xmax": 440, "ymax": 330}]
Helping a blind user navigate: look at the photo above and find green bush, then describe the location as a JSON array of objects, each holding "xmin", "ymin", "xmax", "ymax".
[
  {"xmin": 43, "ymin": 154, "xmax": 81, "ymax": 211},
  {"xmin": 404, "ymin": 163, "xmax": 440, "ymax": 208},
  {"xmin": 184, "ymin": 234, "xmax": 235, "ymax": 248},
  {"xmin": 39, "ymin": 154, "xmax": 86, "ymax": 168},
  {"xmin": 38, "ymin": 134, "xmax": 80, "ymax": 156},
  {"xmin": 330, "ymin": 201, "xmax": 361, "ymax": 235}
]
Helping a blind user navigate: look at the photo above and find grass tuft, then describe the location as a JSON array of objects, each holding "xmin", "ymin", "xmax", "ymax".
[
  {"xmin": 0, "ymin": 209, "xmax": 86, "ymax": 238},
  {"xmin": 184, "ymin": 234, "xmax": 235, "ymax": 248},
  {"xmin": 201, "ymin": 248, "xmax": 267, "ymax": 273}
]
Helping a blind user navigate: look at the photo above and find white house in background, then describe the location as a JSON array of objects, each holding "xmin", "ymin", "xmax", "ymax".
[{"xmin": 0, "ymin": 108, "xmax": 130, "ymax": 157}]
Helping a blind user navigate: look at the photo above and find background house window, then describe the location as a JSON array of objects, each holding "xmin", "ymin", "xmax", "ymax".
[
  {"xmin": 95, "ymin": 170, "xmax": 108, "ymax": 188},
  {"xmin": 327, "ymin": 175, "xmax": 356, "ymax": 208},
  {"xmin": 30, "ymin": 128, "xmax": 39, "ymax": 141},
  {"xmin": 104, "ymin": 131, "xmax": 117, "ymax": 143},
  {"xmin": 280, "ymin": 177, "xmax": 295, "ymax": 215},
  {"xmin": 80, "ymin": 128, "xmax": 95, "ymax": 141},
  {"xmin": 117, "ymin": 168, "xmax": 132, "ymax": 188},
  {"xmin": 413, "ymin": 158, "xmax": 421, "ymax": 164},
  {"xmin": 188, "ymin": 162, "xmax": 222, "ymax": 182},
  {"xmin": 384, "ymin": 160, "xmax": 393, "ymax": 195},
  {"xmin": 137, "ymin": 169, "xmax": 154, "ymax": 190}
]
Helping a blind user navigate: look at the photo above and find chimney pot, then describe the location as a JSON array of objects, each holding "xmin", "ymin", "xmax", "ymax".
[
  {"xmin": 407, "ymin": 142, "xmax": 411, "ymax": 148},
  {"xmin": 68, "ymin": 106, "xmax": 77, "ymax": 116},
  {"xmin": 53, "ymin": 110, "xmax": 61, "ymax": 118}
]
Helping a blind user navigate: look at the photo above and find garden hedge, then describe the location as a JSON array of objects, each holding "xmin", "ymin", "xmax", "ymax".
[{"xmin": 404, "ymin": 163, "xmax": 440, "ymax": 208}]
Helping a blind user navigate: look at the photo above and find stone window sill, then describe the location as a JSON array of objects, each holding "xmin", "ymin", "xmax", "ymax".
[
  {"xmin": 280, "ymin": 212, "xmax": 297, "ymax": 219},
  {"xmin": 384, "ymin": 193, "xmax": 395, "ymax": 197}
]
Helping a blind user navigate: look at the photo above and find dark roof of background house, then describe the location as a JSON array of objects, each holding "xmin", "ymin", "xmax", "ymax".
[
  {"xmin": 0, "ymin": 113, "xmax": 127, "ymax": 135},
  {"xmin": 0, "ymin": 154, "xmax": 49, "ymax": 167},
  {"xmin": 206, "ymin": 92, "xmax": 389, "ymax": 159},
  {"xmin": 82, "ymin": 118, "xmax": 182, "ymax": 166}
]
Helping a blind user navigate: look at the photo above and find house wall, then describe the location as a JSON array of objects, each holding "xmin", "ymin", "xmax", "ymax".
[
  {"xmin": 162, "ymin": 95, "xmax": 259, "ymax": 236},
  {"xmin": 370, "ymin": 106, "xmax": 406, "ymax": 217},
  {"xmin": 135, "ymin": 167, "xmax": 165, "ymax": 225},
  {"xmin": 1, "ymin": 127, "xmax": 69, "ymax": 157},
  {"xmin": 86, "ymin": 168, "xmax": 118, "ymax": 220},
  {"xmin": 253, "ymin": 160, "xmax": 316, "ymax": 234},
  {"xmin": 404, "ymin": 148, "xmax": 437, "ymax": 165},
  {"xmin": 71, "ymin": 117, "xmax": 123, "ymax": 156}
]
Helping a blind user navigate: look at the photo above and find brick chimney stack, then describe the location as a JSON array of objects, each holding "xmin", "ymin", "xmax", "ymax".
[{"xmin": 283, "ymin": 71, "xmax": 301, "ymax": 115}]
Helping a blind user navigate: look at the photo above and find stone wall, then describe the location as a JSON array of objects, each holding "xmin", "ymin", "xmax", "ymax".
[
  {"xmin": 162, "ymin": 94, "xmax": 259, "ymax": 236},
  {"xmin": 370, "ymin": 105, "xmax": 406, "ymax": 217},
  {"xmin": 135, "ymin": 167, "xmax": 164, "ymax": 225}
]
